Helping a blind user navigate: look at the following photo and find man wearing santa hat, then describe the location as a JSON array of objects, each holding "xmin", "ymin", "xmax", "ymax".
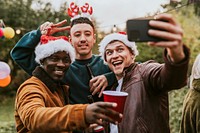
[{"xmin": 98, "ymin": 13, "xmax": 190, "ymax": 133}]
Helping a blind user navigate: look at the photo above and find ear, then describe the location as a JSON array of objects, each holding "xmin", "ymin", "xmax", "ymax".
[
  {"xmin": 69, "ymin": 35, "xmax": 72, "ymax": 43},
  {"xmin": 40, "ymin": 59, "xmax": 45, "ymax": 66},
  {"xmin": 93, "ymin": 34, "xmax": 96, "ymax": 44},
  {"xmin": 68, "ymin": 35, "xmax": 74, "ymax": 46}
]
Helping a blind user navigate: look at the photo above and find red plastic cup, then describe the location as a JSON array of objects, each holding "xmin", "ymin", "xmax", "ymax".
[
  {"xmin": 103, "ymin": 91, "xmax": 128, "ymax": 122},
  {"xmin": 94, "ymin": 125, "xmax": 104, "ymax": 132}
]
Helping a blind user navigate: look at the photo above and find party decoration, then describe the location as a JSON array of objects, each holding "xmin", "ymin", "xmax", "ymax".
[
  {"xmin": 0, "ymin": 75, "xmax": 11, "ymax": 87},
  {"xmin": 0, "ymin": 61, "xmax": 11, "ymax": 79},
  {"xmin": 3, "ymin": 27, "xmax": 15, "ymax": 39},
  {"xmin": 0, "ymin": 28, "xmax": 3, "ymax": 38},
  {"xmin": 67, "ymin": 2, "xmax": 93, "ymax": 21}
]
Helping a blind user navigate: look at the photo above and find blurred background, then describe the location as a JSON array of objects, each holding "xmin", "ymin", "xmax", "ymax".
[{"xmin": 0, "ymin": 0, "xmax": 200, "ymax": 132}]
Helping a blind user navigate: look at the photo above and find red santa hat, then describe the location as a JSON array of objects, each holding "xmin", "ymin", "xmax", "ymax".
[
  {"xmin": 35, "ymin": 35, "xmax": 75, "ymax": 64},
  {"xmin": 98, "ymin": 32, "xmax": 139, "ymax": 62}
]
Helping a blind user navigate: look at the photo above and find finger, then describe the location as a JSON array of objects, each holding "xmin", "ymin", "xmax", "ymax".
[
  {"xmin": 98, "ymin": 85, "xmax": 106, "ymax": 97},
  {"xmin": 94, "ymin": 118, "xmax": 104, "ymax": 125},
  {"xmin": 41, "ymin": 30, "xmax": 48, "ymax": 35},
  {"xmin": 98, "ymin": 102, "xmax": 117, "ymax": 108},
  {"xmin": 148, "ymin": 41, "xmax": 181, "ymax": 48},
  {"xmin": 92, "ymin": 82, "xmax": 102, "ymax": 95},
  {"xmin": 154, "ymin": 13, "xmax": 178, "ymax": 25},
  {"xmin": 149, "ymin": 20, "xmax": 183, "ymax": 35},
  {"xmin": 40, "ymin": 22, "xmax": 53, "ymax": 30},
  {"xmin": 40, "ymin": 22, "xmax": 50, "ymax": 30},
  {"xmin": 98, "ymin": 110, "xmax": 121, "ymax": 124},
  {"xmin": 47, "ymin": 26, "xmax": 71, "ymax": 35},
  {"xmin": 52, "ymin": 20, "xmax": 67, "ymax": 27},
  {"xmin": 56, "ymin": 26, "xmax": 71, "ymax": 32},
  {"xmin": 90, "ymin": 78, "xmax": 98, "ymax": 92},
  {"xmin": 148, "ymin": 29, "xmax": 182, "ymax": 41}
]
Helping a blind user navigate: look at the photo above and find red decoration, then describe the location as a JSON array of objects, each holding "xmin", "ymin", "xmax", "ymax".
[
  {"xmin": 67, "ymin": 2, "xmax": 79, "ymax": 18},
  {"xmin": 40, "ymin": 35, "xmax": 68, "ymax": 44},
  {"xmin": 80, "ymin": 3, "xmax": 93, "ymax": 15},
  {"xmin": 118, "ymin": 31, "xmax": 127, "ymax": 35}
]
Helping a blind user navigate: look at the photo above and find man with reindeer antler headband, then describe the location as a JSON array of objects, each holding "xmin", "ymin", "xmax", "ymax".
[{"xmin": 11, "ymin": 2, "xmax": 117, "ymax": 132}]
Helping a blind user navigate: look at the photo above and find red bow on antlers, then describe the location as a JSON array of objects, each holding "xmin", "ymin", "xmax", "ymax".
[{"xmin": 67, "ymin": 2, "xmax": 93, "ymax": 20}]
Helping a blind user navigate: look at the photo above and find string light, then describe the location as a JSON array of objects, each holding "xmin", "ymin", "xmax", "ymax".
[{"xmin": 96, "ymin": 2, "xmax": 195, "ymax": 30}]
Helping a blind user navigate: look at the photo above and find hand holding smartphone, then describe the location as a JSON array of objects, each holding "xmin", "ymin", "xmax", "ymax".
[{"xmin": 126, "ymin": 19, "xmax": 167, "ymax": 42}]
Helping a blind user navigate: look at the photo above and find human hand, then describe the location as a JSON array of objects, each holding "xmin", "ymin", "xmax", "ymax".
[
  {"xmin": 84, "ymin": 124, "xmax": 99, "ymax": 133},
  {"xmin": 148, "ymin": 13, "xmax": 185, "ymax": 63},
  {"xmin": 40, "ymin": 20, "xmax": 70, "ymax": 35},
  {"xmin": 85, "ymin": 102, "xmax": 122, "ymax": 125},
  {"xmin": 89, "ymin": 75, "xmax": 108, "ymax": 97}
]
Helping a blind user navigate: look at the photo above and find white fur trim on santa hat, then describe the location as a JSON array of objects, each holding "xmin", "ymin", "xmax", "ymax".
[
  {"xmin": 35, "ymin": 39, "xmax": 75, "ymax": 64},
  {"xmin": 98, "ymin": 33, "xmax": 139, "ymax": 62}
]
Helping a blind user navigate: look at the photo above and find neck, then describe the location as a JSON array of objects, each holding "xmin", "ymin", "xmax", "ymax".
[
  {"xmin": 116, "ymin": 74, "xmax": 123, "ymax": 80},
  {"xmin": 76, "ymin": 52, "xmax": 92, "ymax": 60}
]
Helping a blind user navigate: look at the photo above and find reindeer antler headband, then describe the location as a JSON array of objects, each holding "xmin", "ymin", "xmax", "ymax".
[{"xmin": 67, "ymin": 2, "xmax": 93, "ymax": 21}]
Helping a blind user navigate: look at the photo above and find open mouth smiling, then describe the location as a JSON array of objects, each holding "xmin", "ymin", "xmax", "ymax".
[{"xmin": 112, "ymin": 60, "xmax": 123, "ymax": 67}]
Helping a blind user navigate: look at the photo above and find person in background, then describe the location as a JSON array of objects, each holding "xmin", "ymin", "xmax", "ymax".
[
  {"xmin": 180, "ymin": 54, "xmax": 200, "ymax": 133},
  {"xmin": 14, "ymin": 35, "xmax": 122, "ymax": 133},
  {"xmin": 98, "ymin": 13, "xmax": 190, "ymax": 133}
]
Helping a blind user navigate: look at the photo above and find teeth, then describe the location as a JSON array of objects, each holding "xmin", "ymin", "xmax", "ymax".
[
  {"xmin": 55, "ymin": 70, "xmax": 64, "ymax": 75},
  {"xmin": 112, "ymin": 60, "xmax": 123, "ymax": 66}
]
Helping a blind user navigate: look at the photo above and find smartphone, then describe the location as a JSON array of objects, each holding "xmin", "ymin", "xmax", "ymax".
[{"xmin": 126, "ymin": 19, "xmax": 166, "ymax": 42}]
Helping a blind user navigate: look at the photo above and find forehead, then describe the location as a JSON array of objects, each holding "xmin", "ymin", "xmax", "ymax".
[
  {"xmin": 105, "ymin": 41, "xmax": 126, "ymax": 50},
  {"xmin": 70, "ymin": 23, "xmax": 94, "ymax": 33},
  {"xmin": 50, "ymin": 51, "xmax": 69, "ymax": 57}
]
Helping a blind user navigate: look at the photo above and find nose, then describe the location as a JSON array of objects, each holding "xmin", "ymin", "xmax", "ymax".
[
  {"xmin": 112, "ymin": 51, "xmax": 119, "ymax": 58},
  {"xmin": 56, "ymin": 59, "xmax": 66, "ymax": 67},
  {"xmin": 80, "ymin": 34, "xmax": 86, "ymax": 42}
]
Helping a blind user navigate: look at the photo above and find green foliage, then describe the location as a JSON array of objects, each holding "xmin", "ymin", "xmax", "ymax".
[
  {"xmin": 0, "ymin": 96, "xmax": 15, "ymax": 132},
  {"xmin": 169, "ymin": 87, "xmax": 189, "ymax": 133},
  {"xmin": 0, "ymin": 0, "xmax": 70, "ymax": 96},
  {"xmin": 135, "ymin": 43, "xmax": 163, "ymax": 63}
]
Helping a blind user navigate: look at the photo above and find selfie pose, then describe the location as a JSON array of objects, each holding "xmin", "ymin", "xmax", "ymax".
[
  {"xmin": 99, "ymin": 13, "xmax": 190, "ymax": 133},
  {"xmin": 14, "ymin": 35, "xmax": 121, "ymax": 133}
]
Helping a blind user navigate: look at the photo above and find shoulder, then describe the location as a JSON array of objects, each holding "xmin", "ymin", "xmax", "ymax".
[
  {"xmin": 183, "ymin": 89, "xmax": 200, "ymax": 113},
  {"xmin": 17, "ymin": 76, "xmax": 45, "ymax": 96}
]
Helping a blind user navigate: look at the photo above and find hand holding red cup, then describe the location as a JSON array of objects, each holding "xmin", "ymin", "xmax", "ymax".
[{"xmin": 103, "ymin": 91, "xmax": 128, "ymax": 122}]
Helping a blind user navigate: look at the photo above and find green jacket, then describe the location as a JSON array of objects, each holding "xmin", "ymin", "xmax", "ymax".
[{"xmin": 180, "ymin": 79, "xmax": 200, "ymax": 133}]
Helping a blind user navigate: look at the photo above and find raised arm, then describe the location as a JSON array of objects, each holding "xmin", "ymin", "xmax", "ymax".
[
  {"xmin": 10, "ymin": 29, "xmax": 41, "ymax": 75},
  {"xmin": 10, "ymin": 20, "xmax": 70, "ymax": 75}
]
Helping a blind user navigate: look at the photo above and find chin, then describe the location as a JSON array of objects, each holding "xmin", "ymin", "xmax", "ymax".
[
  {"xmin": 53, "ymin": 76, "xmax": 64, "ymax": 81},
  {"xmin": 114, "ymin": 71, "xmax": 123, "ymax": 76}
]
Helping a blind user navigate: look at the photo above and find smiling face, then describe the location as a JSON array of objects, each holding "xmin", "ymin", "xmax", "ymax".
[
  {"xmin": 105, "ymin": 41, "xmax": 135, "ymax": 80},
  {"xmin": 69, "ymin": 23, "xmax": 96, "ymax": 60},
  {"xmin": 41, "ymin": 51, "xmax": 71, "ymax": 81}
]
